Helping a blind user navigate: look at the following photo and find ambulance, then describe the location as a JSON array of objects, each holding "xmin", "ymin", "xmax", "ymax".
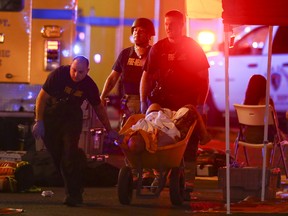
[{"xmin": 0, "ymin": 0, "xmax": 77, "ymax": 84}]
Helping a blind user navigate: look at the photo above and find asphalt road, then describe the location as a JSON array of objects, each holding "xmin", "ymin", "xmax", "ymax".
[
  {"xmin": 1, "ymin": 126, "xmax": 288, "ymax": 216},
  {"xmin": 1, "ymin": 186, "xmax": 221, "ymax": 216},
  {"xmin": 2, "ymin": 178, "xmax": 288, "ymax": 216}
]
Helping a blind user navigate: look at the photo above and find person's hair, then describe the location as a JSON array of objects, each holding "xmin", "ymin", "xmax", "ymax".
[
  {"xmin": 73, "ymin": 55, "xmax": 89, "ymax": 67},
  {"xmin": 165, "ymin": 10, "xmax": 184, "ymax": 24},
  {"xmin": 244, "ymin": 74, "xmax": 267, "ymax": 105}
]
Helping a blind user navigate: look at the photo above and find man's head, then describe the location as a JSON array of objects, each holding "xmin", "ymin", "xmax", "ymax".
[
  {"xmin": 131, "ymin": 18, "xmax": 155, "ymax": 46},
  {"xmin": 70, "ymin": 56, "xmax": 90, "ymax": 82},
  {"xmin": 164, "ymin": 10, "xmax": 184, "ymax": 42}
]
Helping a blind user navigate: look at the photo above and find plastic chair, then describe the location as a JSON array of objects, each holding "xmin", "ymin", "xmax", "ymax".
[{"xmin": 233, "ymin": 104, "xmax": 288, "ymax": 178}]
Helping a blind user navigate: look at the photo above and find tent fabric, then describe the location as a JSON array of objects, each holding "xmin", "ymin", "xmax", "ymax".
[
  {"xmin": 222, "ymin": 0, "xmax": 288, "ymax": 26},
  {"xmin": 185, "ymin": 0, "xmax": 288, "ymax": 213},
  {"xmin": 220, "ymin": 0, "xmax": 285, "ymax": 207}
]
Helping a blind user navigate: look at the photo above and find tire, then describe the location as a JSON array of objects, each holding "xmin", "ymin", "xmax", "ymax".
[
  {"xmin": 169, "ymin": 167, "xmax": 185, "ymax": 206},
  {"xmin": 117, "ymin": 166, "xmax": 133, "ymax": 205}
]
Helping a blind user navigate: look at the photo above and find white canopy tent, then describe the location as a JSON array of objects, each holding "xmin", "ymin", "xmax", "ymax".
[{"xmin": 186, "ymin": 0, "xmax": 288, "ymax": 214}]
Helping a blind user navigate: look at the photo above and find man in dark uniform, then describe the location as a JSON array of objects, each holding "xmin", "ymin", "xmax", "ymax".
[
  {"xmin": 100, "ymin": 18, "xmax": 155, "ymax": 126},
  {"xmin": 140, "ymin": 10, "xmax": 210, "ymax": 200},
  {"xmin": 32, "ymin": 56, "xmax": 118, "ymax": 206}
]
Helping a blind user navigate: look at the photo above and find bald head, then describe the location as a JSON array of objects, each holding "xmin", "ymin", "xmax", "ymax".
[
  {"xmin": 73, "ymin": 55, "xmax": 89, "ymax": 68},
  {"xmin": 70, "ymin": 56, "xmax": 90, "ymax": 82}
]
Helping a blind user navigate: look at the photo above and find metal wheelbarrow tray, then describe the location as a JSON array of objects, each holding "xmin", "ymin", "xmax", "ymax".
[{"xmin": 116, "ymin": 114, "xmax": 197, "ymax": 206}]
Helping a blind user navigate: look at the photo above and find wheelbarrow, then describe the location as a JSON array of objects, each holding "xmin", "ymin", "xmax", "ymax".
[{"xmin": 116, "ymin": 114, "xmax": 197, "ymax": 206}]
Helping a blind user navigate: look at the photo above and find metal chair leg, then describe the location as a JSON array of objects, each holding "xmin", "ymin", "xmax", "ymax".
[
  {"xmin": 279, "ymin": 143, "xmax": 288, "ymax": 179},
  {"xmin": 243, "ymin": 146, "xmax": 250, "ymax": 166}
]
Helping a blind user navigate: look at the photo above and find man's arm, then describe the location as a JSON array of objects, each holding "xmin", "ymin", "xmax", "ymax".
[
  {"xmin": 100, "ymin": 70, "xmax": 120, "ymax": 105},
  {"xmin": 32, "ymin": 88, "xmax": 51, "ymax": 139},
  {"xmin": 92, "ymin": 103, "xmax": 112, "ymax": 132},
  {"xmin": 139, "ymin": 70, "xmax": 153, "ymax": 113},
  {"xmin": 93, "ymin": 103, "xmax": 120, "ymax": 143},
  {"xmin": 34, "ymin": 88, "xmax": 51, "ymax": 121}
]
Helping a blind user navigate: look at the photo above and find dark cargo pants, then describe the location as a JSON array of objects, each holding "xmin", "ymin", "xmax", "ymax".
[{"xmin": 43, "ymin": 102, "xmax": 86, "ymax": 200}]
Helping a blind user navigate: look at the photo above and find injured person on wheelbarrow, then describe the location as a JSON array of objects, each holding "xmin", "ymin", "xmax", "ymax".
[{"xmin": 118, "ymin": 103, "xmax": 211, "ymax": 201}]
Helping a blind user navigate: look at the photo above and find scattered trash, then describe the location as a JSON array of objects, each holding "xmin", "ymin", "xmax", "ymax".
[
  {"xmin": 279, "ymin": 193, "xmax": 288, "ymax": 199},
  {"xmin": 276, "ymin": 191, "xmax": 288, "ymax": 199},
  {"xmin": 190, "ymin": 201, "xmax": 223, "ymax": 212},
  {"xmin": 41, "ymin": 190, "xmax": 54, "ymax": 197},
  {"xmin": 0, "ymin": 208, "xmax": 24, "ymax": 214},
  {"xmin": 24, "ymin": 185, "xmax": 42, "ymax": 193}
]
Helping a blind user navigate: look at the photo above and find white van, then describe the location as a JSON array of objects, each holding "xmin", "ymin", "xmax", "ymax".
[{"xmin": 207, "ymin": 25, "xmax": 288, "ymax": 124}]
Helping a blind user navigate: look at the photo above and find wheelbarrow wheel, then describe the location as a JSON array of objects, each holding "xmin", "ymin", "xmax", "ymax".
[
  {"xmin": 169, "ymin": 167, "xmax": 185, "ymax": 206},
  {"xmin": 117, "ymin": 166, "xmax": 133, "ymax": 205}
]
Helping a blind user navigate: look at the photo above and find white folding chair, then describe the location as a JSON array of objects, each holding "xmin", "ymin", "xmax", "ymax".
[{"xmin": 234, "ymin": 104, "xmax": 288, "ymax": 178}]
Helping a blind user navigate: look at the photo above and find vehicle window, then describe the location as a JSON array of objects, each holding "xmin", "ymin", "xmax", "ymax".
[
  {"xmin": 230, "ymin": 26, "xmax": 269, "ymax": 55},
  {"xmin": 0, "ymin": 0, "xmax": 24, "ymax": 12},
  {"xmin": 272, "ymin": 26, "xmax": 288, "ymax": 54}
]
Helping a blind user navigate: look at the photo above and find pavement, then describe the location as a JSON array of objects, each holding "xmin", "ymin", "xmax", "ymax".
[
  {"xmin": 2, "ymin": 173, "xmax": 288, "ymax": 216},
  {"xmin": 2, "ymin": 127, "xmax": 288, "ymax": 215}
]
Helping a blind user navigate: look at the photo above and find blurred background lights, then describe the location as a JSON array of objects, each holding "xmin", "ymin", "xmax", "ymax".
[
  {"xmin": 197, "ymin": 30, "xmax": 216, "ymax": 52},
  {"xmin": 252, "ymin": 41, "xmax": 264, "ymax": 49},
  {"xmin": 27, "ymin": 91, "xmax": 33, "ymax": 99},
  {"xmin": 62, "ymin": 49, "xmax": 70, "ymax": 57},
  {"xmin": 94, "ymin": 54, "xmax": 101, "ymax": 64},
  {"xmin": 209, "ymin": 60, "xmax": 215, "ymax": 66},
  {"xmin": 129, "ymin": 35, "xmax": 134, "ymax": 44},
  {"xmin": 73, "ymin": 44, "xmax": 81, "ymax": 55},
  {"xmin": 244, "ymin": 26, "xmax": 252, "ymax": 33},
  {"xmin": 78, "ymin": 32, "xmax": 85, "ymax": 41},
  {"xmin": 198, "ymin": 31, "xmax": 215, "ymax": 45},
  {"xmin": 252, "ymin": 42, "xmax": 259, "ymax": 48}
]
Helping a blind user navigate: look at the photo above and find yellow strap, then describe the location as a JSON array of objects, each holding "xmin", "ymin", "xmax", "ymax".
[{"xmin": 5, "ymin": 176, "xmax": 16, "ymax": 192}]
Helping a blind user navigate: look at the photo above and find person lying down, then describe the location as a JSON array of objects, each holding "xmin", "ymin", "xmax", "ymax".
[{"xmin": 121, "ymin": 103, "xmax": 211, "ymax": 154}]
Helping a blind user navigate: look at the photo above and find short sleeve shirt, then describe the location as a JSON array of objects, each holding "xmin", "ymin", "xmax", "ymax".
[
  {"xmin": 145, "ymin": 36, "xmax": 210, "ymax": 94},
  {"xmin": 42, "ymin": 65, "xmax": 101, "ymax": 106},
  {"xmin": 113, "ymin": 46, "xmax": 150, "ymax": 95}
]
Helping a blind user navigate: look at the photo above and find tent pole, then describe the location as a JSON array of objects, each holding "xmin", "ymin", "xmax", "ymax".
[
  {"xmin": 261, "ymin": 25, "xmax": 273, "ymax": 202},
  {"xmin": 224, "ymin": 23, "xmax": 231, "ymax": 215}
]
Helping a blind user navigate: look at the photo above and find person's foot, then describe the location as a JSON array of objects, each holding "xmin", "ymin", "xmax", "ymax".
[{"xmin": 63, "ymin": 196, "xmax": 83, "ymax": 207}]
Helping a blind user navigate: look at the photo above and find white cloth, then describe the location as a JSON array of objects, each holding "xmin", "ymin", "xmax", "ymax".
[{"xmin": 131, "ymin": 107, "xmax": 190, "ymax": 141}]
